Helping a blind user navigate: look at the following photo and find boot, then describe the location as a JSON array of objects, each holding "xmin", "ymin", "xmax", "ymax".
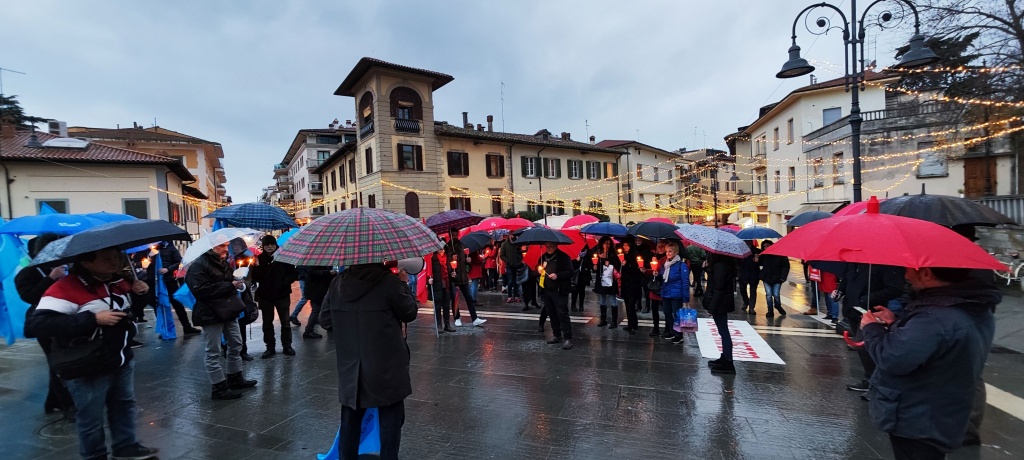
[
  {"xmin": 777, "ymin": 302, "xmax": 787, "ymax": 316},
  {"xmin": 444, "ymin": 323, "xmax": 456, "ymax": 333},
  {"xmin": 710, "ymin": 360, "xmax": 736, "ymax": 374},
  {"xmin": 608, "ymin": 307, "xmax": 619, "ymax": 329},
  {"xmin": 597, "ymin": 306, "xmax": 608, "ymax": 327},
  {"xmin": 211, "ymin": 381, "xmax": 242, "ymax": 400},
  {"xmin": 546, "ymin": 336, "xmax": 563, "ymax": 344},
  {"xmin": 226, "ymin": 372, "xmax": 257, "ymax": 390}
]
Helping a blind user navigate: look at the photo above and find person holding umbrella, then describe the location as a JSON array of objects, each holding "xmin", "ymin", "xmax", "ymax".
[
  {"xmin": 592, "ymin": 236, "xmax": 621, "ymax": 328},
  {"xmin": 251, "ymin": 235, "xmax": 300, "ymax": 358},
  {"xmin": 25, "ymin": 246, "xmax": 159, "ymax": 460},
  {"xmin": 540, "ymin": 241, "xmax": 575, "ymax": 350},
  {"xmin": 705, "ymin": 252, "xmax": 739, "ymax": 374}
]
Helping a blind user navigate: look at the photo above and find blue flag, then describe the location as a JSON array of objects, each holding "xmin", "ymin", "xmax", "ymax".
[
  {"xmin": 153, "ymin": 254, "xmax": 177, "ymax": 340},
  {"xmin": 0, "ymin": 235, "xmax": 31, "ymax": 344}
]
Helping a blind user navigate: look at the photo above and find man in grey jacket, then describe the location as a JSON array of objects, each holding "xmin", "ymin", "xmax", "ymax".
[{"xmin": 860, "ymin": 267, "xmax": 998, "ymax": 459}]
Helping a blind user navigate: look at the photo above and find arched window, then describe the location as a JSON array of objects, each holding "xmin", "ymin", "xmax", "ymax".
[
  {"xmin": 405, "ymin": 192, "xmax": 420, "ymax": 218},
  {"xmin": 359, "ymin": 92, "xmax": 374, "ymax": 125},
  {"xmin": 389, "ymin": 87, "xmax": 422, "ymax": 120}
]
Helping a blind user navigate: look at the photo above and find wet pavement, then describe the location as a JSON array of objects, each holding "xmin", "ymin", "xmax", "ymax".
[{"xmin": 2, "ymin": 274, "xmax": 1024, "ymax": 459}]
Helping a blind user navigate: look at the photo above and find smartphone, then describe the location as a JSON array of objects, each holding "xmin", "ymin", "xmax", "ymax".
[{"xmin": 853, "ymin": 306, "xmax": 868, "ymax": 314}]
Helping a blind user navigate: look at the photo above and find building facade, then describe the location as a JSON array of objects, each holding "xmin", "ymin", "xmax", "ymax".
[{"xmin": 272, "ymin": 123, "xmax": 357, "ymax": 222}]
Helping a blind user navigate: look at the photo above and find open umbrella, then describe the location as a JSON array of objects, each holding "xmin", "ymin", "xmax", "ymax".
[
  {"xmin": 0, "ymin": 214, "xmax": 107, "ymax": 236},
  {"xmin": 30, "ymin": 219, "xmax": 191, "ymax": 267},
  {"xmin": 735, "ymin": 226, "xmax": 782, "ymax": 240},
  {"xmin": 878, "ymin": 193, "xmax": 1017, "ymax": 227},
  {"xmin": 645, "ymin": 217, "xmax": 675, "ymax": 225},
  {"xmin": 787, "ymin": 211, "xmax": 832, "ymax": 227},
  {"xmin": 513, "ymin": 227, "xmax": 573, "ymax": 246},
  {"xmin": 580, "ymin": 221, "xmax": 628, "ymax": 237},
  {"xmin": 82, "ymin": 212, "xmax": 138, "ymax": 223},
  {"xmin": 761, "ymin": 198, "xmax": 1006, "ymax": 271},
  {"xmin": 459, "ymin": 231, "xmax": 493, "ymax": 253},
  {"xmin": 472, "ymin": 217, "xmax": 507, "ymax": 232},
  {"xmin": 627, "ymin": 221, "xmax": 681, "ymax": 241},
  {"xmin": 204, "ymin": 203, "xmax": 298, "ymax": 230},
  {"xmin": 275, "ymin": 227, "xmax": 301, "ymax": 247},
  {"xmin": 181, "ymin": 228, "xmax": 261, "ymax": 266},
  {"xmin": 675, "ymin": 225, "xmax": 751, "ymax": 258},
  {"xmin": 533, "ymin": 215, "xmax": 571, "ymax": 228},
  {"xmin": 273, "ymin": 208, "xmax": 443, "ymax": 266},
  {"xmin": 562, "ymin": 214, "xmax": 599, "ymax": 229},
  {"xmin": 425, "ymin": 209, "xmax": 485, "ymax": 234},
  {"xmin": 834, "ymin": 199, "xmax": 886, "ymax": 217},
  {"xmin": 499, "ymin": 217, "xmax": 534, "ymax": 231}
]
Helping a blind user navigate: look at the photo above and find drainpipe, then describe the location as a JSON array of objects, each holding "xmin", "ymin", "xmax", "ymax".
[
  {"xmin": 507, "ymin": 143, "xmax": 517, "ymax": 215},
  {"xmin": 536, "ymin": 147, "xmax": 547, "ymax": 225},
  {"xmin": 0, "ymin": 161, "xmax": 12, "ymax": 219}
]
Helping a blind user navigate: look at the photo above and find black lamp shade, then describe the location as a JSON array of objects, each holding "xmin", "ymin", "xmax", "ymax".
[
  {"xmin": 894, "ymin": 34, "xmax": 941, "ymax": 69},
  {"xmin": 777, "ymin": 44, "xmax": 815, "ymax": 78}
]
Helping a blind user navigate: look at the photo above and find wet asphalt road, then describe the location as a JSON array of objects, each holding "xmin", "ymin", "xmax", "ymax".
[{"xmin": 2, "ymin": 277, "xmax": 1023, "ymax": 459}]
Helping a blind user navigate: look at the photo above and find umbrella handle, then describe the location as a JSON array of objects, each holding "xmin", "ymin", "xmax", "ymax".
[{"xmin": 843, "ymin": 330, "xmax": 864, "ymax": 348}]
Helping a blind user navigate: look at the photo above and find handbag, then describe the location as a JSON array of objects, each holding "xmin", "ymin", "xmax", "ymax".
[
  {"xmin": 210, "ymin": 293, "xmax": 247, "ymax": 322},
  {"xmin": 646, "ymin": 275, "xmax": 664, "ymax": 294},
  {"xmin": 515, "ymin": 265, "xmax": 528, "ymax": 285},
  {"xmin": 701, "ymin": 289, "xmax": 713, "ymax": 309},
  {"xmin": 238, "ymin": 289, "xmax": 260, "ymax": 326},
  {"xmin": 47, "ymin": 328, "xmax": 112, "ymax": 380}
]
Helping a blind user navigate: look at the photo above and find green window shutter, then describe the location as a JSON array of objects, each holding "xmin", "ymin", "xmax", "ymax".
[
  {"xmin": 415, "ymin": 146, "xmax": 423, "ymax": 171},
  {"xmin": 521, "ymin": 156, "xmax": 529, "ymax": 177},
  {"xmin": 542, "ymin": 158, "xmax": 550, "ymax": 178},
  {"xmin": 555, "ymin": 159, "xmax": 562, "ymax": 178}
]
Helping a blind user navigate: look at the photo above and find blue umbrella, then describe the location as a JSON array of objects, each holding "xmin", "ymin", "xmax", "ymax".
[
  {"xmin": 579, "ymin": 221, "xmax": 628, "ymax": 238},
  {"xmin": 83, "ymin": 212, "xmax": 138, "ymax": 223},
  {"xmin": 204, "ymin": 203, "xmax": 297, "ymax": 231},
  {"xmin": 736, "ymin": 226, "xmax": 782, "ymax": 240},
  {"xmin": 787, "ymin": 211, "xmax": 832, "ymax": 227},
  {"xmin": 276, "ymin": 227, "xmax": 300, "ymax": 247},
  {"xmin": 0, "ymin": 214, "xmax": 107, "ymax": 236}
]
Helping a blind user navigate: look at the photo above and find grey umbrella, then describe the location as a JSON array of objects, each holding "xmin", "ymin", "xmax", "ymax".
[{"xmin": 31, "ymin": 219, "xmax": 191, "ymax": 267}]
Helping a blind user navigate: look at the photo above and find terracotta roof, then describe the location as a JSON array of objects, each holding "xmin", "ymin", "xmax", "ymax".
[
  {"xmin": 0, "ymin": 130, "xmax": 195, "ymax": 181},
  {"xmin": 69, "ymin": 126, "xmax": 217, "ymax": 145},
  {"xmin": 594, "ymin": 139, "xmax": 679, "ymax": 156},
  {"xmin": 335, "ymin": 57, "xmax": 454, "ymax": 97},
  {"xmin": 434, "ymin": 123, "xmax": 629, "ymax": 155},
  {"xmin": 595, "ymin": 140, "xmax": 632, "ymax": 149}
]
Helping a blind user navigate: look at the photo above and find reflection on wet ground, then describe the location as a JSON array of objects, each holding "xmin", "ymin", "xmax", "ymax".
[{"xmin": 1, "ymin": 276, "xmax": 1022, "ymax": 459}]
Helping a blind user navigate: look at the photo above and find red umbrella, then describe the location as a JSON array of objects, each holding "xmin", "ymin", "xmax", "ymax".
[
  {"xmin": 761, "ymin": 197, "xmax": 1007, "ymax": 271},
  {"xmin": 474, "ymin": 216, "xmax": 507, "ymax": 231},
  {"xmin": 834, "ymin": 198, "xmax": 886, "ymax": 217},
  {"xmin": 499, "ymin": 217, "xmax": 534, "ymax": 230},
  {"xmin": 645, "ymin": 217, "xmax": 674, "ymax": 225},
  {"xmin": 562, "ymin": 214, "xmax": 599, "ymax": 229}
]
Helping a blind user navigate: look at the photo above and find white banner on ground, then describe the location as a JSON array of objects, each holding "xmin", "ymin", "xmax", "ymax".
[{"xmin": 695, "ymin": 318, "xmax": 786, "ymax": 365}]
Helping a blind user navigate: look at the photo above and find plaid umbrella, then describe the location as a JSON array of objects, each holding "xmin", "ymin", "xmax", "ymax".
[
  {"xmin": 273, "ymin": 208, "xmax": 444, "ymax": 266},
  {"xmin": 204, "ymin": 203, "xmax": 297, "ymax": 231},
  {"xmin": 675, "ymin": 225, "xmax": 751, "ymax": 258},
  {"xmin": 425, "ymin": 209, "xmax": 484, "ymax": 234}
]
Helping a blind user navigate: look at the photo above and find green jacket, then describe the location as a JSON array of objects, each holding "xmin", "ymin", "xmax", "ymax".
[{"xmin": 686, "ymin": 245, "xmax": 707, "ymax": 264}]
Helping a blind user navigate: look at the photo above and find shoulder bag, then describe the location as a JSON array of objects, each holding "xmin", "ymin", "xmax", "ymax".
[
  {"xmin": 646, "ymin": 274, "xmax": 664, "ymax": 295},
  {"xmin": 211, "ymin": 293, "xmax": 247, "ymax": 322},
  {"xmin": 48, "ymin": 328, "xmax": 112, "ymax": 380}
]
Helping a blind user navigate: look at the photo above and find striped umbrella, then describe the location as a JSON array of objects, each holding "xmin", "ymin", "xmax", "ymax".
[
  {"xmin": 204, "ymin": 203, "xmax": 298, "ymax": 231},
  {"xmin": 273, "ymin": 208, "xmax": 444, "ymax": 266},
  {"xmin": 425, "ymin": 209, "xmax": 484, "ymax": 234},
  {"xmin": 675, "ymin": 225, "xmax": 751, "ymax": 258}
]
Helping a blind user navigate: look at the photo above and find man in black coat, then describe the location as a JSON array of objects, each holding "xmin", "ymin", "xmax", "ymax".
[
  {"xmin": 300, "ymin": 266, "xmax": 336, "ymax": 339},
  {"xmin": 837, "ymin": 263, "xmax": 906, "ymax": 392},
  {"xmin": 319, "ymin": 264, "xmax": 418, "ymax": 460},
  {"xmin": 184, "ymin": 242, "xmax": 258, "ymax": 400},
  {"xmin": 539, "ymin": 242, "xmax": 575, "ymax": 350},
  {"xmin": 251, "ymin": 235, "xmax": 300, "ymax": 358},
  {"xmin": 737, "ymin": 241, "xmax": 761, "ymax": 314}
]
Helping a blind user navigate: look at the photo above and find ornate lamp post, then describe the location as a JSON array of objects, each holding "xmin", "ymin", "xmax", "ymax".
[{"xmin": 776, "ymin": 0, "xmax": 940, "ymax": 203}]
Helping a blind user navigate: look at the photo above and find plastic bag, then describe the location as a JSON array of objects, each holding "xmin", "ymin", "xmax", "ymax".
[{"xmin": 674, "ymin": 307, "xmax": 698, "ymax": 333}]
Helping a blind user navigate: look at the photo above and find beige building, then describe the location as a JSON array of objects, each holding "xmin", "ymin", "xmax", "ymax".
[
  {"xmin": 272, "ymin": 123, "xmax": 357, "ymax": 222},
  {"xmin": 675, "ymin": 149, "xmax": 746, "ymax": 226},
  {"xmin": 0, "ymin": 123, "xmax": 196, "ymax": 236},
  {"xmin": 595, "ymin": 140, "xmax": 681, "ymax": 222}
]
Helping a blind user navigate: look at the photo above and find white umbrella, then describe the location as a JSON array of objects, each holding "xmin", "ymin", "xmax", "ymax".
[
  {"xmin": 181, "ymin": 228, "xmax": 261, "ymax": 266},
  {"xmin": 533, "ymin": 215, "xmax": 571, "ymax": 228}
]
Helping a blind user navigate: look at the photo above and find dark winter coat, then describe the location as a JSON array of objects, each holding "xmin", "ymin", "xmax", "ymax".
[
  {"xmin": 16, "ymin": 266, "xmax": 59, "ymax": 339},
  {"xmin": 540, "ymin": 250, "xmax": 574, "ymax": 295},
  {"xmin": 251, "ymin": 251, "xmax": 299, "ymax": 301},
  {"xmin": 658, "ymin": 257, "xmax": 691, "ymax": 301},
  {"xmin": 499, "ymin": 239, "xmax": 523, "ymax": 268},
  {"xmin": 303, "ymin": 266, "xmax": 336, "ymax": 305},
  {"xmin": 704, "ymin": 257, "xmax": 738, "ymax": 314},
  {"xmin": 737, "ymin": 246, "xmax": 761, "ymax": 282},
  {"xmin": 571, "ymin": 251, "xmax": 593, "ymax": 288},
  {"xmin": 184, "ymin": 251, "xmax": 238, "ymax": 327},
  {"xmin": 446, "ymin": 239, "xmax": 470, "ymax": 285},
  {"xmin": 318, "ymin": 264, "xmax": 418, "ymax": 410},
  {"xmin": 592, "ymin": 253, "xmax": 621, "ymax": 295},
  {"xmin": 839, "ymin": 263, "xmax": 905, "ymax": 311},
  {"xmin": 862, "ymin": 279, "xmax": 999, "ymax": 452},
  {"xmin": 759, "ymin": 254, "xmax": 791, "ymax": 285},
  {"xmin": 618, "ymin": 249, "xmax": 645, "ymax": 299}
]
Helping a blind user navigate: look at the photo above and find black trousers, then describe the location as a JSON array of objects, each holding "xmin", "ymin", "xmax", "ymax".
[
  {"xmin": 650, "ymin": 299, "xmax": 664, "ymax": 330},
  {"xmin": 305, "ymin": 300, "xmax": 322, "ymax": 334},
  {"xmin": 543, "ymin": 290, "xmax": 572, "ymax": 340},
  {"xmin": 259, "ymin": 296, "xmax": 292, "ymax": 347},
  {"xmin": 623, "ymin": 296, "xmax": 640, "ymax": 329},
  {"xmin": 691, "ymin": 265, "xmax": 705, "ymax": 294},
  {"xmin": 889, "ymin": 435, "xmax": 945, "ymax": 460},
  {"xmin": 340, "ymin": 400, "xmax": 405, "ymax": 460},
  {"xmin": 569, "ymin": 282, "xmax": 587, "ymax": 310},
  {"xmin": 738, "ymin": 276, "xmax": 758, "ymax": 309},
  {"xmin": 522, "ymin": 277, "xmax": 538, "ymax": 306}
]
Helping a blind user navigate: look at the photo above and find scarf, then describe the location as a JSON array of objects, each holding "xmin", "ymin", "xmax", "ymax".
[{"xmin": 663, "ymin": 254, "xmax": 681, "ymax": 283}]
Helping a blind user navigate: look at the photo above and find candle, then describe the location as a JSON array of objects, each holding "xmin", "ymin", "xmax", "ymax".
[
  {"xmin": 464, "ymin": 248, "xmax": 470, "ymax": 255},
  {"xmin": 591, "ymin": 253, "xmax": 599, "ymax": 265},
  {"xmin": 450, "ymin": 259, "xmax": 458, "ymax": 269},
  {"xmin": 650, "ymin": 259, "xmax": 659, "ymax": 270},
  {"xmin": 636, "ymin": 256, "xmax": 644, "ymax": 266}
]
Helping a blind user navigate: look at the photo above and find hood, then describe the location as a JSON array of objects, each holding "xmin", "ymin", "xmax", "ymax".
[
  {"xmin": 907, "ymin": 277, "xmax": 1003, "ymax": 315},
  {"xmin": 335, "ymin": 264, "xmax": 390, "ymax": 302}
]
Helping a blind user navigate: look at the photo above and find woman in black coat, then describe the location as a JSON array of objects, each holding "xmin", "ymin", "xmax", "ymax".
[
  {"xmin": 569, "ymin": 247, "xmax": 593, "ymax": 312},
  {"xmin": 618, "ymin": 239, "xmax": 644, "ymax": 334},
  {"xmin": 300, "ymin": 266, "xmax": 336, "ymax": 339},
  {"xmin": 592, "ymin": 237, "xmax": 621, "ymax": 328},
  {"xmin": 757, "ymin": 240, "xmax": 789, "ymax": 317},
  {"xmin": 16, "ymin": 233, "xmax": 74, "ymax": 418},
  {"xmin": 705, "ymin": 253, "xmax": 739, "ymax": 374}
]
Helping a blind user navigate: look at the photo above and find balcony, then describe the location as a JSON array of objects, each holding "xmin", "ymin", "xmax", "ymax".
[
  {"xmin": 276, "ymin": 176, "xmax": 293, "ymax": 186},
  {"xmin": 278, "ymin": 193, "xmax": 294, "ymax": 203},
  {"xmin": 310, "ymin": 206, "xmax": 325, "ymax": 216},
  {"xmin": 274, "ymin": 163, "xmax": 287, "ymax": 174},
  {"xmin": 309, "ymin": 182, "xmax": 324, "ymax": 194},
  {"xmin": 359, "ymin": 120, "xmax": 374, "ymax": 138},
  {"xmin": 307, "ymin": 159, "xmax": 324, "ymax": 170},
  {"xmin": 751, "ymin": 154, "xmax": 767, "ymax": 170},
  {"xmin": 394, "ymin": 118, "xmax": 420, "ymax": 133}
]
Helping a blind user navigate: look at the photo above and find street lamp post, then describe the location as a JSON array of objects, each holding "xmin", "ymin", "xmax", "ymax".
[{"xmin": 776, "ymin": 0, "xmax": 940, "ymax": 203}]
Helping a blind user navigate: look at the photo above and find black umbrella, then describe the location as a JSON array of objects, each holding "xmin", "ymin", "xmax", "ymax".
[
  {"xmin": 512, "ymin": 227, "xmax": 573, "ymax": 246},
  {"xmin": 878, "ymin": 193, "xmax": 1017, "ymax": 227},
  {"xmin": 31, "ymin": 219, "xmax": 191, "ymax": 267},
  {"xmin": 459, "ymin": 231, "xmax": 493, "ymax": 253},
  {"xmin": 787, "ymin": 211, "xmax": 832, "ymax": 227},
  {"xmin": 626, "ymin": 221, "xmax": 680, "ymax": 241}
]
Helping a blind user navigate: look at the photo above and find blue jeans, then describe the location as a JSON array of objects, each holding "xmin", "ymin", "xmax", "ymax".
[
  {"xmin": 763, "ymin": 282, "xmax": 782, "ymax": 309},
  {"xmin": 662, "ymin": 297, "xmax": 683, "ymax": 336},
  {"xmin": 407, "ymin": 273, "xmax": 418, "ymax": 297},
  {"xmin": 290, "ymin": 279, "xmax": 308, "ymax": 317},
  {"xmin": 823, "ymin": 293, "xmax": 840, "ymax": 319},
  {"xmin": 64, "ymin": 361, "xmax": 138, "ymax": 460},
  {"xmin": 469, "ymin": 278, "xmax": 479, "ymax": 304},
  {"xmin": 506, "ymin": 268, "xmax": 522, "ymax": 299}
]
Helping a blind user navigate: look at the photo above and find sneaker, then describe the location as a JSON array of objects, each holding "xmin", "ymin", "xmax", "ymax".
[
  {"xmin": 671, "ymin": 335, "xmax": 684, "ymax": 344},
  {"xmin": 112, "ymin": 443, "xmax": 159, "ymax": 460},
  {"xmin": 454, "ymin": 319, "xmax": 463, "ymax": 327},
  {"xmin": 129, "ymin": 340, "xmax": 144, "ymax": 349},
  {"xmin": 803, "ymin": 309, "xmax": 818, "ymax": 315},
  {"xmin": 289, "ymin": 316, "xmax": 301, "ymax": 326},
  {"xmin": 648, "ymin": 329, "xmax": 661, "ymax": 337},
  {"xmin": 443, "ymin": 326, "xmax": 457, "ymax": 333},
  {"xmin": 661, "ymin": 332, "xmax": 674, "ymax": 340},
  {"xmin": 846, "ymin": 380, "xmax": 870, "ymax": 392},
  {"xmin": 506, "ymin": 298, "xmax": 514, "ymax": 303},
  {"xmin": 472, "ymin": 318, "xmax": 487, "ymax": 326},
  {"xmin": 240, "ymin": 352, "xmax": 253, "ymax": 362}
]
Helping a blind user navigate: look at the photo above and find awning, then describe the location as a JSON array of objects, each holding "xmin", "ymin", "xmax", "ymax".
[{"xmin": 785, "ymin": 202, "xmax": 846, "ymax": 220}]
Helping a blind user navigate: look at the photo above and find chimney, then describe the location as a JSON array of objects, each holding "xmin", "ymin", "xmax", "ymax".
[
  {"xmin": 133, "ymin": 122, "xmax": 138, "ymax": 128},
  {"xmin": 487, "ymin": 115, "xmax": 493, "ymax": 132},
  {"xmin": 25, "ymin": 133, "xmax": 43, "ymax": 148},
  {"xmin": 477, "ymin": 124, "xmax": 484, "ymax": 131},
  {"xmin": 561, "ymin": 132, "xmax": 571, "ymax": 140},
  {"xmin": 590, "ymin": 135, "xmax": 596, "ymax": 144},
  {"xmin": 0, "ymin": 122, "xmax": 15, "ymax": 139},
  {"xmin": 542, "ymin": 131, "xmax": 549, "ymax": 141},
  {"xmin": 462, "ymin": 112, "xmax": 469, "ymax": 129},
  {"xmin": 346, "ymin": 120, "xmax": 352, "ymax": 127}
]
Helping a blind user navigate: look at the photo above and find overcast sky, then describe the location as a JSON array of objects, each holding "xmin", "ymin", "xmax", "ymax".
[{"xmin": 2, "ymin": 0, "xmax": 914, "ymax": 202}]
